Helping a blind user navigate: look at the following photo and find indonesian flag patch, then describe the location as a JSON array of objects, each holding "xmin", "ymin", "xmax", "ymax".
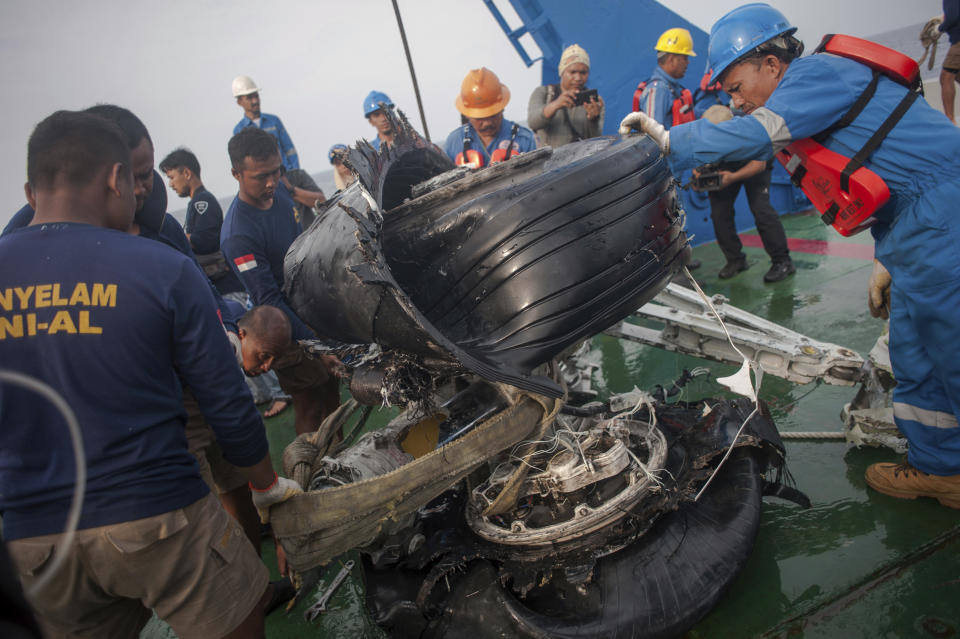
[{"xmin": 234, "ymin": 254, "xmax": 257, "ymax": 272}]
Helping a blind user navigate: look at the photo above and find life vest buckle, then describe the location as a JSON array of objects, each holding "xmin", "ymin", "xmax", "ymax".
[{"xmin": 456, "ymin": 149, "xmax": 484, "ymax": 169}]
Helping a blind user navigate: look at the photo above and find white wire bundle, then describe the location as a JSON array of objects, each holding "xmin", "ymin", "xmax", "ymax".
[{"xmin": 0, "ymin": 369, "xmax": 86, "ymax": 597}]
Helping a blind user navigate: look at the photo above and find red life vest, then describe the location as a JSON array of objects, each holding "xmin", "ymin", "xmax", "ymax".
[
  {"xmin": 455, "ymin": 148, "xmax": 483, "ymax": 169},
  {"xmin": 776, "ymin": 34, "xmax": 921, "ymax": 236},
  {"xmin": 455, "ymin": 123, "xmax": 521, "ymax": 169},
  {"xmin": 632, "ymin": 79, "xmax": 695, "ymax": 127},
  {"xmin": 699, "ymin": 70, "xmax": 722, "ymax": 94}
]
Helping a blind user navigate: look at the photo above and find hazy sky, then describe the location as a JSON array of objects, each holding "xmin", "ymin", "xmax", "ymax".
[{"xmin": 0, "ymin": 0, "xmax": 940, "ymax": 226}]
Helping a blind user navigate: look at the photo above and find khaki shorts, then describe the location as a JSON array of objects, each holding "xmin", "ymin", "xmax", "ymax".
[
  {"xmin": 273, "ymin": 343, "xmax": 332, "ymax": 395},
  {"xmin": 944, "ymin": 41, "xmax": 960, "ymax": 73},
  {"xmin": 184, "ymin": 388, "xmax": 250, "ymax": 494},
  {"xmin": 8, "ymin": 493, "xmax": 268, "ymax": 639}
]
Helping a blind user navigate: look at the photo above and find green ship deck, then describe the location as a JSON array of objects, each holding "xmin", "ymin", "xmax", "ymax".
[{"xmin": 144, "ymin": 210, "xmax": 960, "ymax": 639}]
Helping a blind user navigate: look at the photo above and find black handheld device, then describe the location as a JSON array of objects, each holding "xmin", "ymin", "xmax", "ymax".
[
  {"xmin": 573, "ymin": 88, "xmax": 598, "ymax": 106},
  {"xmin": 689, "ymin": 164, "xmax": 725, "ymax": 191}
]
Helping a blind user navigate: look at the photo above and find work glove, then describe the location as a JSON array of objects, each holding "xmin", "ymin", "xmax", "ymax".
[
  {"xmin": 619, "ymin": 111, "xmax": 670, "ymax": 154},
  {"xmin": 250, "ymin": 472, "xmax": 303, "ymax": 523},
  {"xmin": 867, "ymin": 259, "xmax": 892, "ymax": 319}
]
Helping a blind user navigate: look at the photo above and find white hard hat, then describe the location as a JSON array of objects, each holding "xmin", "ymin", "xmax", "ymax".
[{"xmin": 232, "ymin": 75, "xmax": 260, "ymax": 97}]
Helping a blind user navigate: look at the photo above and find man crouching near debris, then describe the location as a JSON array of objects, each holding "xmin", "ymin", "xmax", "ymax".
[
  {"xmin": 237, "ymin": 305, "xmax": 345, "ymax": 438},
  {"xmin": 0, "ymin": 110, "xmax": 301, "ymax": 638}
]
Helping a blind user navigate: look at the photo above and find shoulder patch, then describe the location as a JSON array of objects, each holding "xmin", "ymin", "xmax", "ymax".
[
  {"xmin": 234, "ymin": 254, "xmax": 257, "ymax": 272},
  {"xmin": 194, "ymin": 201, "xmax": 208, "ymax": 215}
]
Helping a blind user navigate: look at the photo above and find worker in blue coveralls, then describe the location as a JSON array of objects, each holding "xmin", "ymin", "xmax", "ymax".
[
  {"xmin": 222, "ymin": 127, "xmax": 342, "ymax": 437},
  {"xmin": 232, "ymin": 75, "xmax": 300, "ymax": 171},
  {"xmin": 635, "ymin": 28, "xmax": 697, "ymax": 131},
  {"xmin": 443, "ymin": 67, "xmax": 536, "ymax": 168},
  {"xmin": 364, "ymin": 90, "xmax": 396, "ymax": 151},
  {"xmin": 0, "ymin": 109, "xmax": 301, "ymax": 638},
  {"xmin": 622, "ymin": 3, "xmax": 960, "ymax": 509},
  {"xmin": 231, "ymin": 76, "xmax": 327, "ymax": 228}
]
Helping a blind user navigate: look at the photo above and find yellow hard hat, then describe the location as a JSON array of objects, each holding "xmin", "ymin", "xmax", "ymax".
[
  {"xmin": 655, "ymin": 28, "xmax": 697, "ymax": 56},
  {"xmin": 455, "ymin": 67, "xmax": 510, "ymax": 119}
]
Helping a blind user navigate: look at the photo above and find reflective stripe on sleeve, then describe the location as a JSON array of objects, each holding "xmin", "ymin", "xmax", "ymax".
[
  {"xmin": 750, "ymin": 107, "xmax": 793, "ymax": 153},
  {"xmin": 894, "ymin": 402, "xmax": 960, "ymax": 429},
  {"xmin": 646, "ymin": 87, "xmax": 658, "ymax": 123}
]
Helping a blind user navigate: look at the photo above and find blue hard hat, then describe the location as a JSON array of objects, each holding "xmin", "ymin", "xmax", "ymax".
[
  {"xmin": 707, "ymin": 3, "xmax": 796, "ymax": 81},
  {"xmin": 328, "ymin": 144, "xmax": 348, "ymax": 164},
  {"xmin": 363, "ymin": 90, "xmax": 394, "ymax": 117}
]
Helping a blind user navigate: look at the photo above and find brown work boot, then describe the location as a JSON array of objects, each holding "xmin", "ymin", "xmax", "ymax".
[{"xmin": 865, "ymin": 462, "xmax": 960, "ymax": 509}]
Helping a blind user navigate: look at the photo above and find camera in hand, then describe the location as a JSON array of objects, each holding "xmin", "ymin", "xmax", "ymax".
[
  {"xmin": 573, "ymin": 88, "xmax": 598, "ymax": 106},
  {"xmin": 690, "ymin": 163, "xmax": 725, "ymax": 191}
]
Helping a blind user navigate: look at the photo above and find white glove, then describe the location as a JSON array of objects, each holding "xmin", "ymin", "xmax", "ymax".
[
  {"xmin": 868, "ymin": 259, "xmax": 892, "ymax": 319},
  {"xmin": 250, "ymin": 473, "xmax": 303, "ymax": 523},
  {"xmin": 619, "ymin": 111, "xmax": 670, "ymax": 154}
]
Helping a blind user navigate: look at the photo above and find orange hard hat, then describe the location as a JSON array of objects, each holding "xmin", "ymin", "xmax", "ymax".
[{"xmin": 455, "ymin": 67, "xmax": 510, "ymax": 119}]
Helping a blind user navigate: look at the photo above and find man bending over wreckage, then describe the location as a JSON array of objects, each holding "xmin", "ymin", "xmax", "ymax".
[{"xmin": 237, "ymin": 305, "xmax": 345, "ymax": 441}]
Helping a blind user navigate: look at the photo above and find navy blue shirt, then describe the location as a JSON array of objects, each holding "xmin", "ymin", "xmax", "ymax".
[
  {"xmin": 942, "ymin": 1, "xmax": 960, "ymax": 45},
  {"xmin": 221, "ymin": 183, "xmax": 312, "ymax": 339},
  {"xmin": 185, "ymin": 186, "xmax": 223, "ymax": 254},
  {"xmin": 2, "ymin": 204, "xmax": 34, "ymax": 237},
  {"xmin": 0, "ymin": 223, "xmax": 268, "ymax": 540},
  {"xmin": 5, "ymin": 198, "xmax": 239, "ymax": 333},
  {"xmin": 184, "ymin": 187, "xmax": 244, "ymax": 297}
]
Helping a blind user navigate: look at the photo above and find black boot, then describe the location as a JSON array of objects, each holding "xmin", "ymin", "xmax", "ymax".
[
  {"xmin": 763, "ymin": 260, "xmax": 796, "ymax": 283},
  {"xmin": 718, "ymin": 257, "xmax": 748, "ymax": 279}
]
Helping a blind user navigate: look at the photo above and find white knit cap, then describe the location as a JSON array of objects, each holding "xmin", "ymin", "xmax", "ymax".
[{"xmin": 558, "ymin": 44, "xmax": 590, "ymax": 76}]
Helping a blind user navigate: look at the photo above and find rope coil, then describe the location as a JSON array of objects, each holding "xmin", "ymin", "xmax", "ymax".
[{"xmin": 918, "ymin": 17, "xmax": 943, "ymax": 71}]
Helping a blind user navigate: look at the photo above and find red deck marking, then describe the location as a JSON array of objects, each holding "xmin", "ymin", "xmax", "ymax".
[{"xmin": 740, "ymin": 234, "xmax": 874, "ymax": 260}]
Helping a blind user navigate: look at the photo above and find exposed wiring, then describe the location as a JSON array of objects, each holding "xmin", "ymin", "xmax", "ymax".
[
  {"xmin": 677, "ymin": 266, "xmax": 763, "ymax": 502},
  {"xmin": 0, "ymin": 369, "xmax": 86, "ymax": 597},
  {"xmin": 694, "ymin": 403, "xmax": 760, "ymax": 501}
]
